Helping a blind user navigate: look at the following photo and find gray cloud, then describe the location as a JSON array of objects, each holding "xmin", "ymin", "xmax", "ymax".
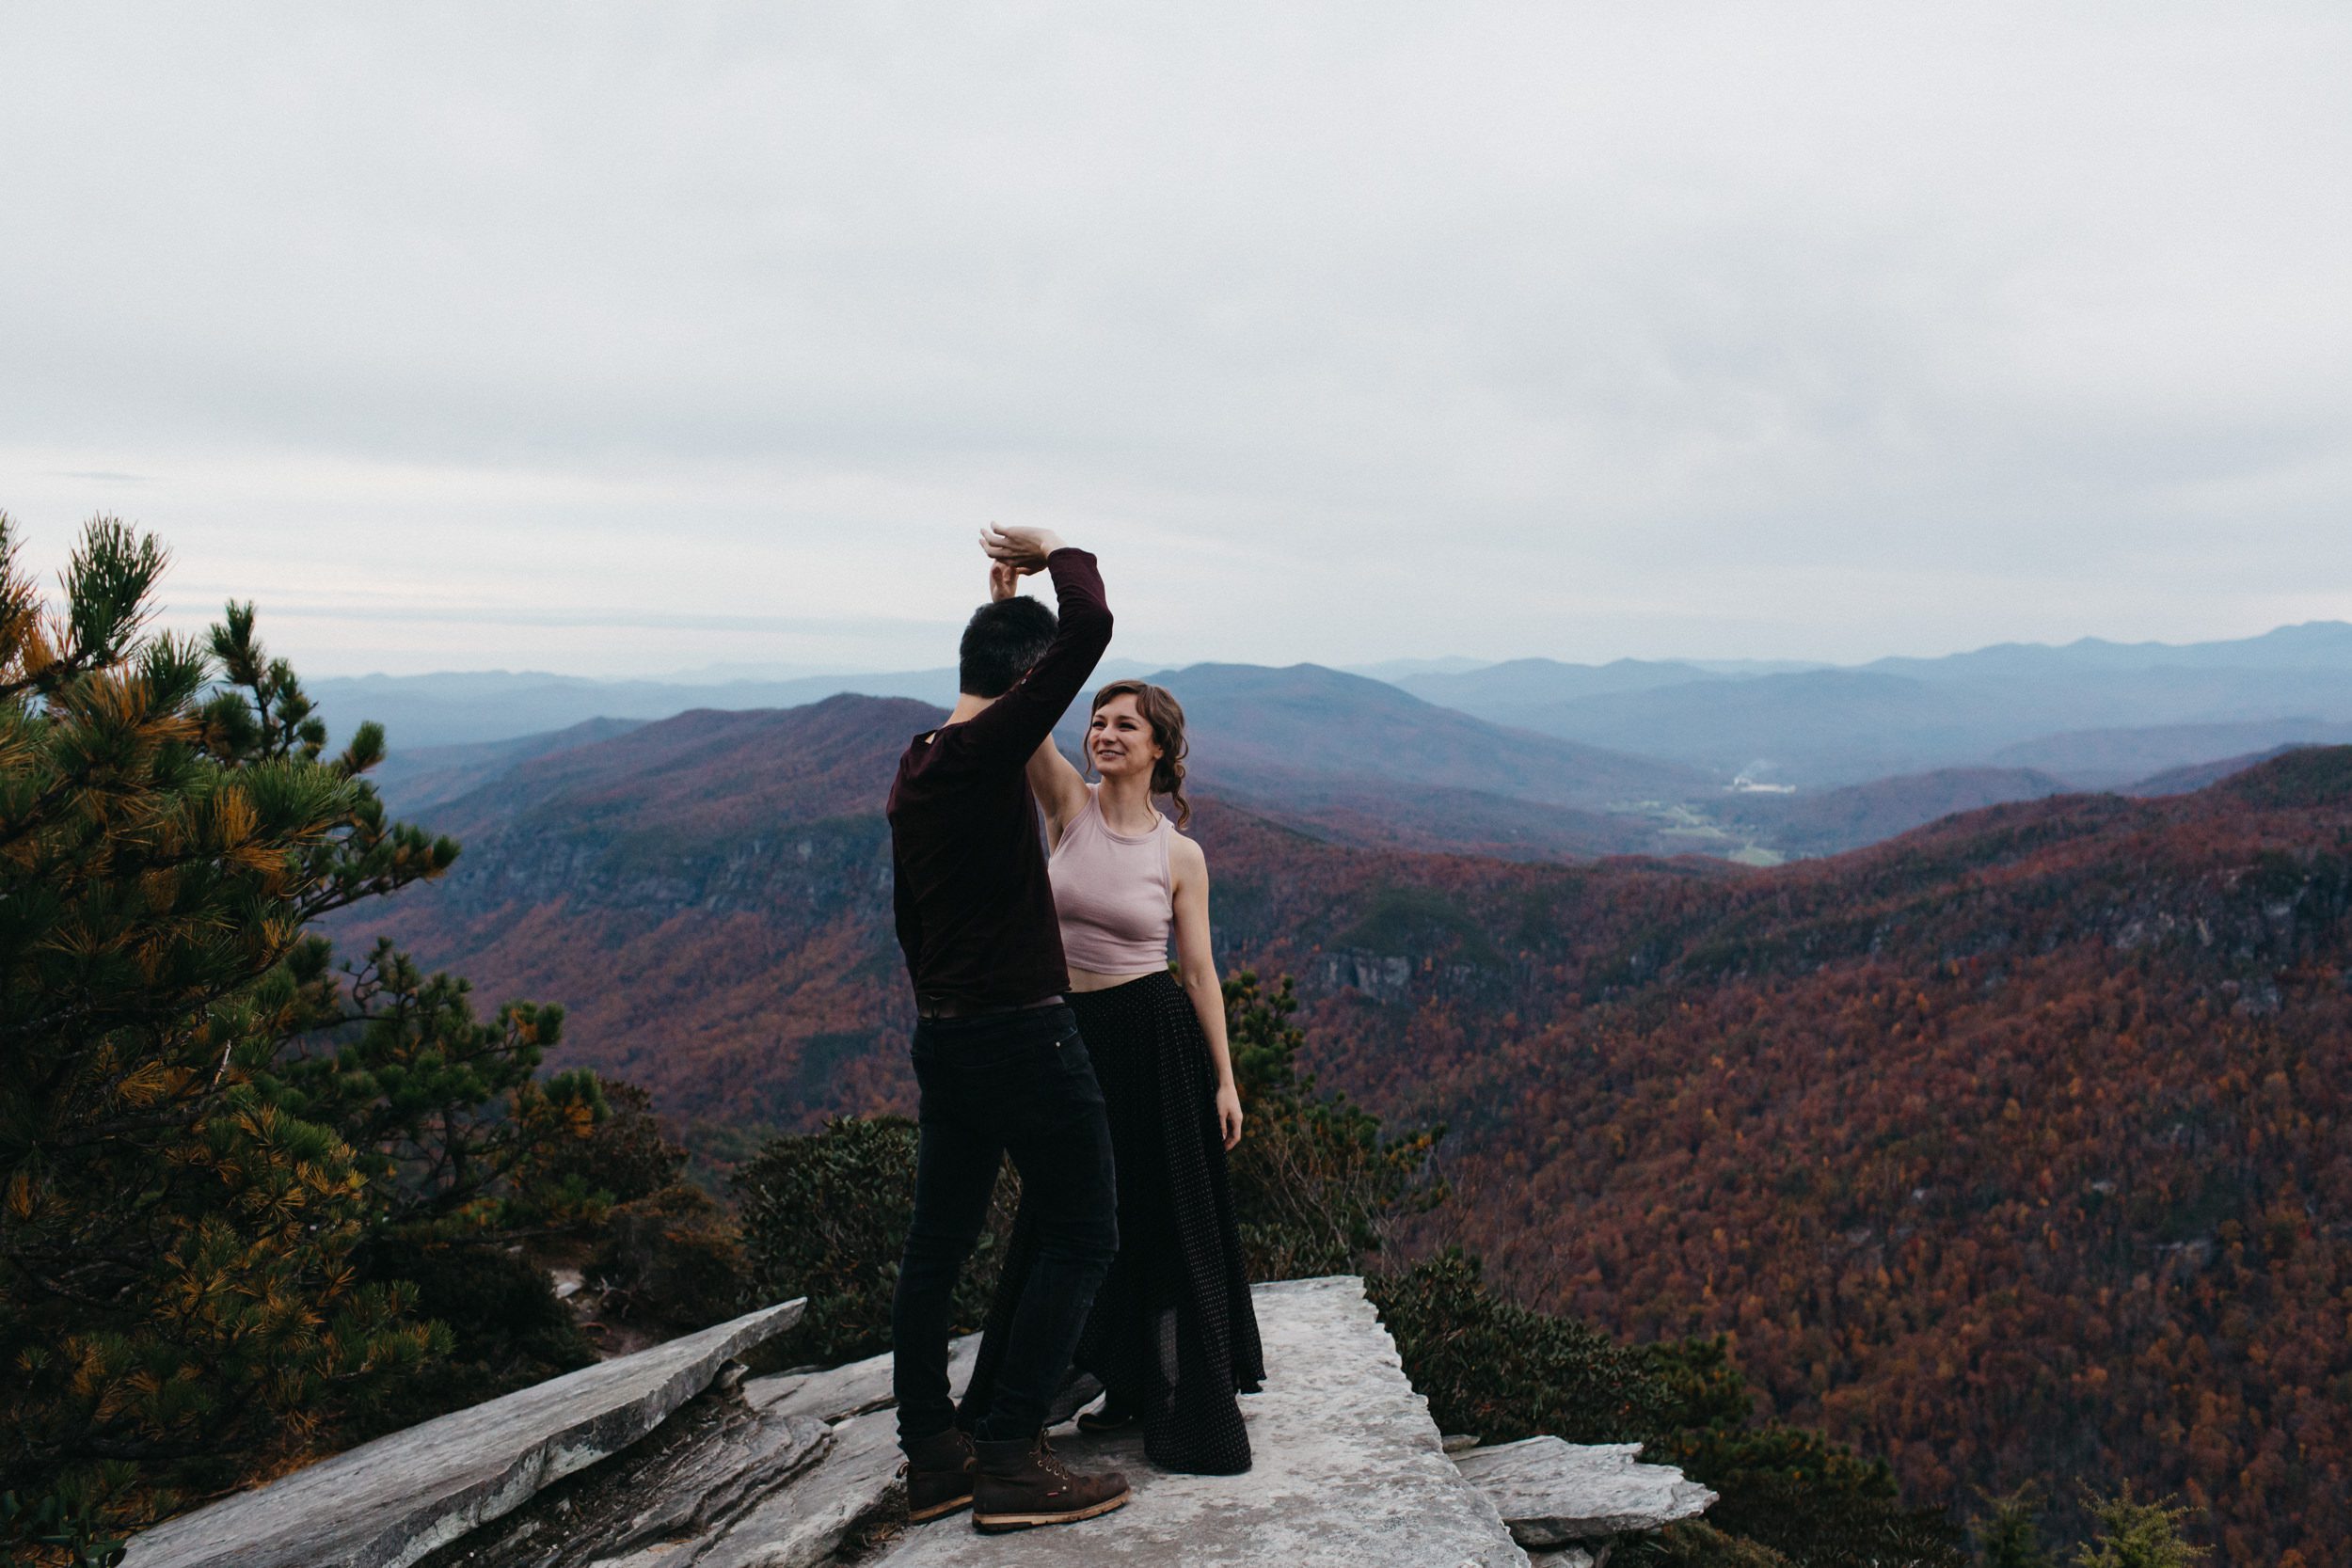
[{"xmin": 2, "ymin": 2, "xmax": 2347, "ymax": 676}]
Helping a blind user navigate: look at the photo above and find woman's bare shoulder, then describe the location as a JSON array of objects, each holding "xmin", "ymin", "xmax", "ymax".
[{"xmin": 1168, "ymin": 827, "xmax": 1209, "ymax": 877}]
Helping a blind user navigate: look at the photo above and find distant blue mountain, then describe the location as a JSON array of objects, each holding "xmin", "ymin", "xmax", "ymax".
[
  {"xmin": 1054, "ymin": 661, "xmax": 1706, "ymax": 810},
  {"xmin": 1396, "ymin": 657, "xmax": 1724, "ymax": 709},
  {"xmin": 310, "ymin": 662, "xmax": 1161, "ymax": 748},
  {"xmin": 330, "ymin": 623, "xmax": 2352, "ymax": 851},
  {"xmin": 1387, "ymin": 623, "xmax": 2352, "ymax": 785}
]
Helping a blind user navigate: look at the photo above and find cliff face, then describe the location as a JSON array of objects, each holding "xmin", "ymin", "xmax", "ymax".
[{"xmin": 426, "ymin": 813, "xmax": 896, "ymax": 924}]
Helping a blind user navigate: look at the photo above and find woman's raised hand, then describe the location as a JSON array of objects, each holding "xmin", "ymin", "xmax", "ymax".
[
  {"xmin": 988, "ymin": 560, "xmax": 1020, "ymax": 601},
  {"xmin": 979, "ymin": 523, "xmax": 1066, "ymax": 574}
]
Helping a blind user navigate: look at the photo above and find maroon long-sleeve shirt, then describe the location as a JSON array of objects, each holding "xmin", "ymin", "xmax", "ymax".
[{"xmin": 886, "ymin": 549, "xmax": 1112, "ymax": 1014}]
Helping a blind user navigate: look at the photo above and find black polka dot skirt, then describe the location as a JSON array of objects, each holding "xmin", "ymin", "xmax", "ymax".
[{"xmin": 965, "ymin": 969, "xmax": 1265, "ymax": 1474}]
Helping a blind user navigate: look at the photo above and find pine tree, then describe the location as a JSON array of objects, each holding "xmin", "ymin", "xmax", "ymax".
[
  {"xmin": 0, "ymin": 515, "xmax": 636, "ymax": 1555},
  {"xmin": 2074, "ymin": 1486, "xmax": 2206, "ymax": 1568},
  {"xmin": 1973, "ymin": 1484, "xmax": 2055, "ymax": 1568},
  {"xmin": 0, "ymin": 515, "xmax": 440, "ymax": 1544}
]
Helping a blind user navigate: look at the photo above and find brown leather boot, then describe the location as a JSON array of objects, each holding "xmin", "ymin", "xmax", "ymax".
[
  {"xmin": 971, "ymin": 1433, "xmax": 1132, "ymax": 1532},
  {"xmin": 900, "ymin": 1427, "xmax": 977, "ymax": 1523},
  {"xmin": 1075, "ymin": 1393, "xmax": 1136, "ymax": 1433}
]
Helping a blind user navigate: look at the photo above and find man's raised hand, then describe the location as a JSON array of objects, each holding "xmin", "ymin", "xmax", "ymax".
[{"xmin": 979, "ymin": 524, "xmax": 1067, "ymax": 575}]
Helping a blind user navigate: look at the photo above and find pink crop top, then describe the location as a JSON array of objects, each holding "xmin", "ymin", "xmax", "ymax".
[{"xmin": 1049, "ymin": 787, "xmax": 1174, "ymax": 974}]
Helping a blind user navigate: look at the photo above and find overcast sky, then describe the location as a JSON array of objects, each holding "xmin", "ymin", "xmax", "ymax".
[{"xmin": 4, "ymin": 4, "xmax": 2349, "ymax": 678}]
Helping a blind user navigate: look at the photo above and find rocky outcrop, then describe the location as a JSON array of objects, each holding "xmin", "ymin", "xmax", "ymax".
[
  {"xmin": 1454, "ymin": 1437, "xmax": 1716, "ymax": 1548},
  {"xmin": 866, "ymin": 1275, "xmax": 1527, "ymax": 1568},
  {"xmin": 741, "ymin": 1329, "xmax": 979, "ymax": 1424},
  {"xmin": 429, "ymin": 1326, "xmax": 1037, "ymax": 1568},
  {"xmin": 124, "ymin": 1300, "xmax": 804, "ymax": 1568},
  {"xmin": 406, "ymin": 1394, "xmax": 836, "ymax": 1568},
  {"xmin": 127, "ymin": 1279, "xmax": 1720, "ymax": 1568}
]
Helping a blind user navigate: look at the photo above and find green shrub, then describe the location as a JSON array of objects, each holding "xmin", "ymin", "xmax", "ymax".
[
  {"xmin": 344, "ymin": 1240, "xmax": 596, "ymax": 1441},
  {"xmin": 1625, "ymin": 1521, "xmax": 1797, "ymax": 1567},
  {"xmin": 2074, "ymin": 1486, "xmax": 2207, "ymax": 1568},
  {"xmin": 1638, "ymin": 1337, "xmax": 1964, "ymax": 1567},
  {"xmin": 1973, "ymin": 1483, "xmax": 2056, "ymax": 1568},
  {"xmin": 732, "ymin": 1115, "xmax": 1016, "ymax": 1367},
  {"xmin": 1368, "ymin": 1250, "xmax": 1667, "ymax": 1444},
  {"xmin": 526, "ymin": 1080, "xmax": 690, "ymax": 1213},
  {"xmin": 590, "ymin": 1182, "xmax": 751, "ymax": 1339},
  {"xmin": 1370, "ymin": 1258, "xmax": 1964, "ymax": 1567},
  {"xmin": 1222, "ymin": 970, "xmax": 1445, "ymax": 1279}
]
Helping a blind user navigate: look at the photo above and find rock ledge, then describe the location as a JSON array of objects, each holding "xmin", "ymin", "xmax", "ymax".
[
  {"xmin": 1454, "ymin": 1437, "xmax": 1716, "ymax": 1547},
  {"xmin": 125, "ymin": 1299, "xmax": 804, "ymax": 1568}
]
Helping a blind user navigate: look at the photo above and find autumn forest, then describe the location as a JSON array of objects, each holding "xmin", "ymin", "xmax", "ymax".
[{"xmin": 320, "ymin": 694, "xmax": 2352, "ymax": 1562}]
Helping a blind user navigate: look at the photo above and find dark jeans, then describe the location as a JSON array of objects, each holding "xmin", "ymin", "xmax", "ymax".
[{"xmin": 892, "ymin": 1004, "xmax": 1120, "ymax": 1448}]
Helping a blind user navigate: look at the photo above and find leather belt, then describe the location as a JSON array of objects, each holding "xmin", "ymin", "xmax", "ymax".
[{"xmin": 918, "ymin": 994, "xmax": 1065, "ymax": 1021}]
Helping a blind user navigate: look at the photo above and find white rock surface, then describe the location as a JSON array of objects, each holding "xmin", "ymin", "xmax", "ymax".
[
  {"xmin": 125, "ymin": 1300, "xmax": 806, "ymax": 1568},
  {"xmin": 744, "ymin": 1332, "xmax": 979, "ymax": 1423},
  {"xmin": 867, "ymin": 1275, "xmax": 1530, "ymax": 1568},
  {"xmin": 690, "ymin": 1411, "xmax": 903, "ymax": 1568},
  {"xmin": 409, "ymin": 1401, "xmax": 835, "ymax": 1568},
  {"xmin": 635, "ymin": 1323, "xmax": 1085, "ymax": 1567},
  {"xmin": 1454, "ymin": 1438, "xmax": 1714, "ymax": 1547},
  {"xmin": 1529, "ymin": 1552, "xmax": 1600, "ymax": 1568}
]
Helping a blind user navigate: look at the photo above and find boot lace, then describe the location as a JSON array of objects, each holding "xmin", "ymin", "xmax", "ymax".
[{"xmin": 1034, "ymin": 1435, "xmax": 1085, "ymax": 1486}]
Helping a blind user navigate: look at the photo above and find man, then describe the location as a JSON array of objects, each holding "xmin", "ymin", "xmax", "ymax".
[{"xmin": 884, "ymin": 524, "xmax": 1131, "ymax": 1533}]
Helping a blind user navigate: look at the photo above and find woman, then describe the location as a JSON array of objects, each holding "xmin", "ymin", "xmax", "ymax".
[{"xmin": 960, "ymin": 594, "xmax": 1264, "ymax": 1474}]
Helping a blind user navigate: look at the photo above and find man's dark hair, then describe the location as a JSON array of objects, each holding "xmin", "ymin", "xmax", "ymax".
[{"xmin": 959, "ymin": 597, "xmax": 1057, "ymax": 698}]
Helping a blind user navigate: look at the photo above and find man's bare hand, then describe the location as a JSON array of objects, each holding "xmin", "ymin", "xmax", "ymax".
[{"xmin": 979, "ymin": 524, "xmax": 1067, "ymax": 574}]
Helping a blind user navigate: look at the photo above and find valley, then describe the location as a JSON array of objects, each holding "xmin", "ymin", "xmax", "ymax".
[
  {"xmin": 313, "ymin": 625, "xmax": 2352, "ymax": 1560},
  {"xmin": 328, "ymin": 686, "xmax": 2352, "ymax": 1559}
]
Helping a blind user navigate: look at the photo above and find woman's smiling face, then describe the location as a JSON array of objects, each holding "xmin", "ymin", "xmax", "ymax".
[{"xmin": 1088, "ymin": 692, "xmax": 1161, "ymax": 779}]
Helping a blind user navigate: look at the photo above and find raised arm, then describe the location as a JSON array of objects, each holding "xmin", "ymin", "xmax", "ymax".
[
  {"xmin": 1170, "ymin": 835, "xmax": 1242, "ymax": 1150},
  {"xmin": 1028, "ymin": 736, "xmax": 1090, "ymax": 847},
  {"xmin": 958, "ymin": 530, "xmax": 1112, "ymax": 767},
  {"xmin": 989, "ymin": 554, "xmax": 1095, "ymax": 844}
]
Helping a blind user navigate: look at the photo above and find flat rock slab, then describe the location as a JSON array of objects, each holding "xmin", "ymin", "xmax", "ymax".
[
  {"xmin": 690, "ymin": 1410, "xmax": 904, "ymax": 1568},
  {"xmin": 126, "ymin": 1300, "xmax": 806, "ymax": 1568},
  {"xmin": 451, "ymin": 1403, "xmax": 901, "ymax": 1568},
  {"xmin": 867, "ymin": 1275, "xmax": 1529, "ymax": 1568},
  {"xmin": 744, "ymin": 1334, "xmax": 1096, "ymax": 1431},
  {"xmin": 406, "ymin": 1394, "xmax": 834, "ymax": 1568},
  {"xmin": 1454, "ymin": 1438, "xmax": 1714, "ymax": 1547},
  {"xmin": 745, "ymin": 1332, "xmax": 980, "ymax": 1425}
]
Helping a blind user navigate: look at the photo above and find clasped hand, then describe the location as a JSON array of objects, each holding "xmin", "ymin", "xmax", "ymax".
[{"xmin": 983, "ymin": 524, "xmax": 1063, "ymax": 600}]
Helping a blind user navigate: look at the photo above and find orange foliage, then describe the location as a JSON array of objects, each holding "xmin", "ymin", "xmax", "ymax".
[{"xmin": 338, "ymin": 732, "xmax": 2352, "ymax": 1559}]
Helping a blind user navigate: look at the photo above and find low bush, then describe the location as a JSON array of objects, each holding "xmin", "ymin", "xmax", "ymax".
[
  {"xmin": 1221, "ymin": 970, "xmax": 1445, "ymax": 1279},
  {"xmin": 1629, "ymin": 1335, "xmax": 1964, "ymax": 1567},
  {"xmin": 344, "ymin": 1240, "xmax": 596, "ymax": 1441},
  {"xmin": 732, "ymin": 1115, "xmax": 1016, "ymax": 1368},
  {"xmin": 590, "ymin": 1183, "xmax": 750, "ymax": 1339},
  {"xmin": 1629, "ymin": 1522, "xmax": 1797, "ymax": 1567},
  {"xmin": 1366, "ymin": 1250, "xmax": 1666, "ymax": 1444}
]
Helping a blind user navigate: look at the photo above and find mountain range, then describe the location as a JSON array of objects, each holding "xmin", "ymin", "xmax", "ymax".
[
  {"xmin": 326, "ymin": 691, "xmax": 2352, "ymax": 1560},
  {"xmin": 309, "ymin": 661, "xmax": 1164, "ymax": 749},
  {"xmin": 1397, "ymin": 622, "xmax": 2352, "ymax": 785},
  {"xmin": 322, "ymin": 621, "xmax": 2352, "ymax": 865}
]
